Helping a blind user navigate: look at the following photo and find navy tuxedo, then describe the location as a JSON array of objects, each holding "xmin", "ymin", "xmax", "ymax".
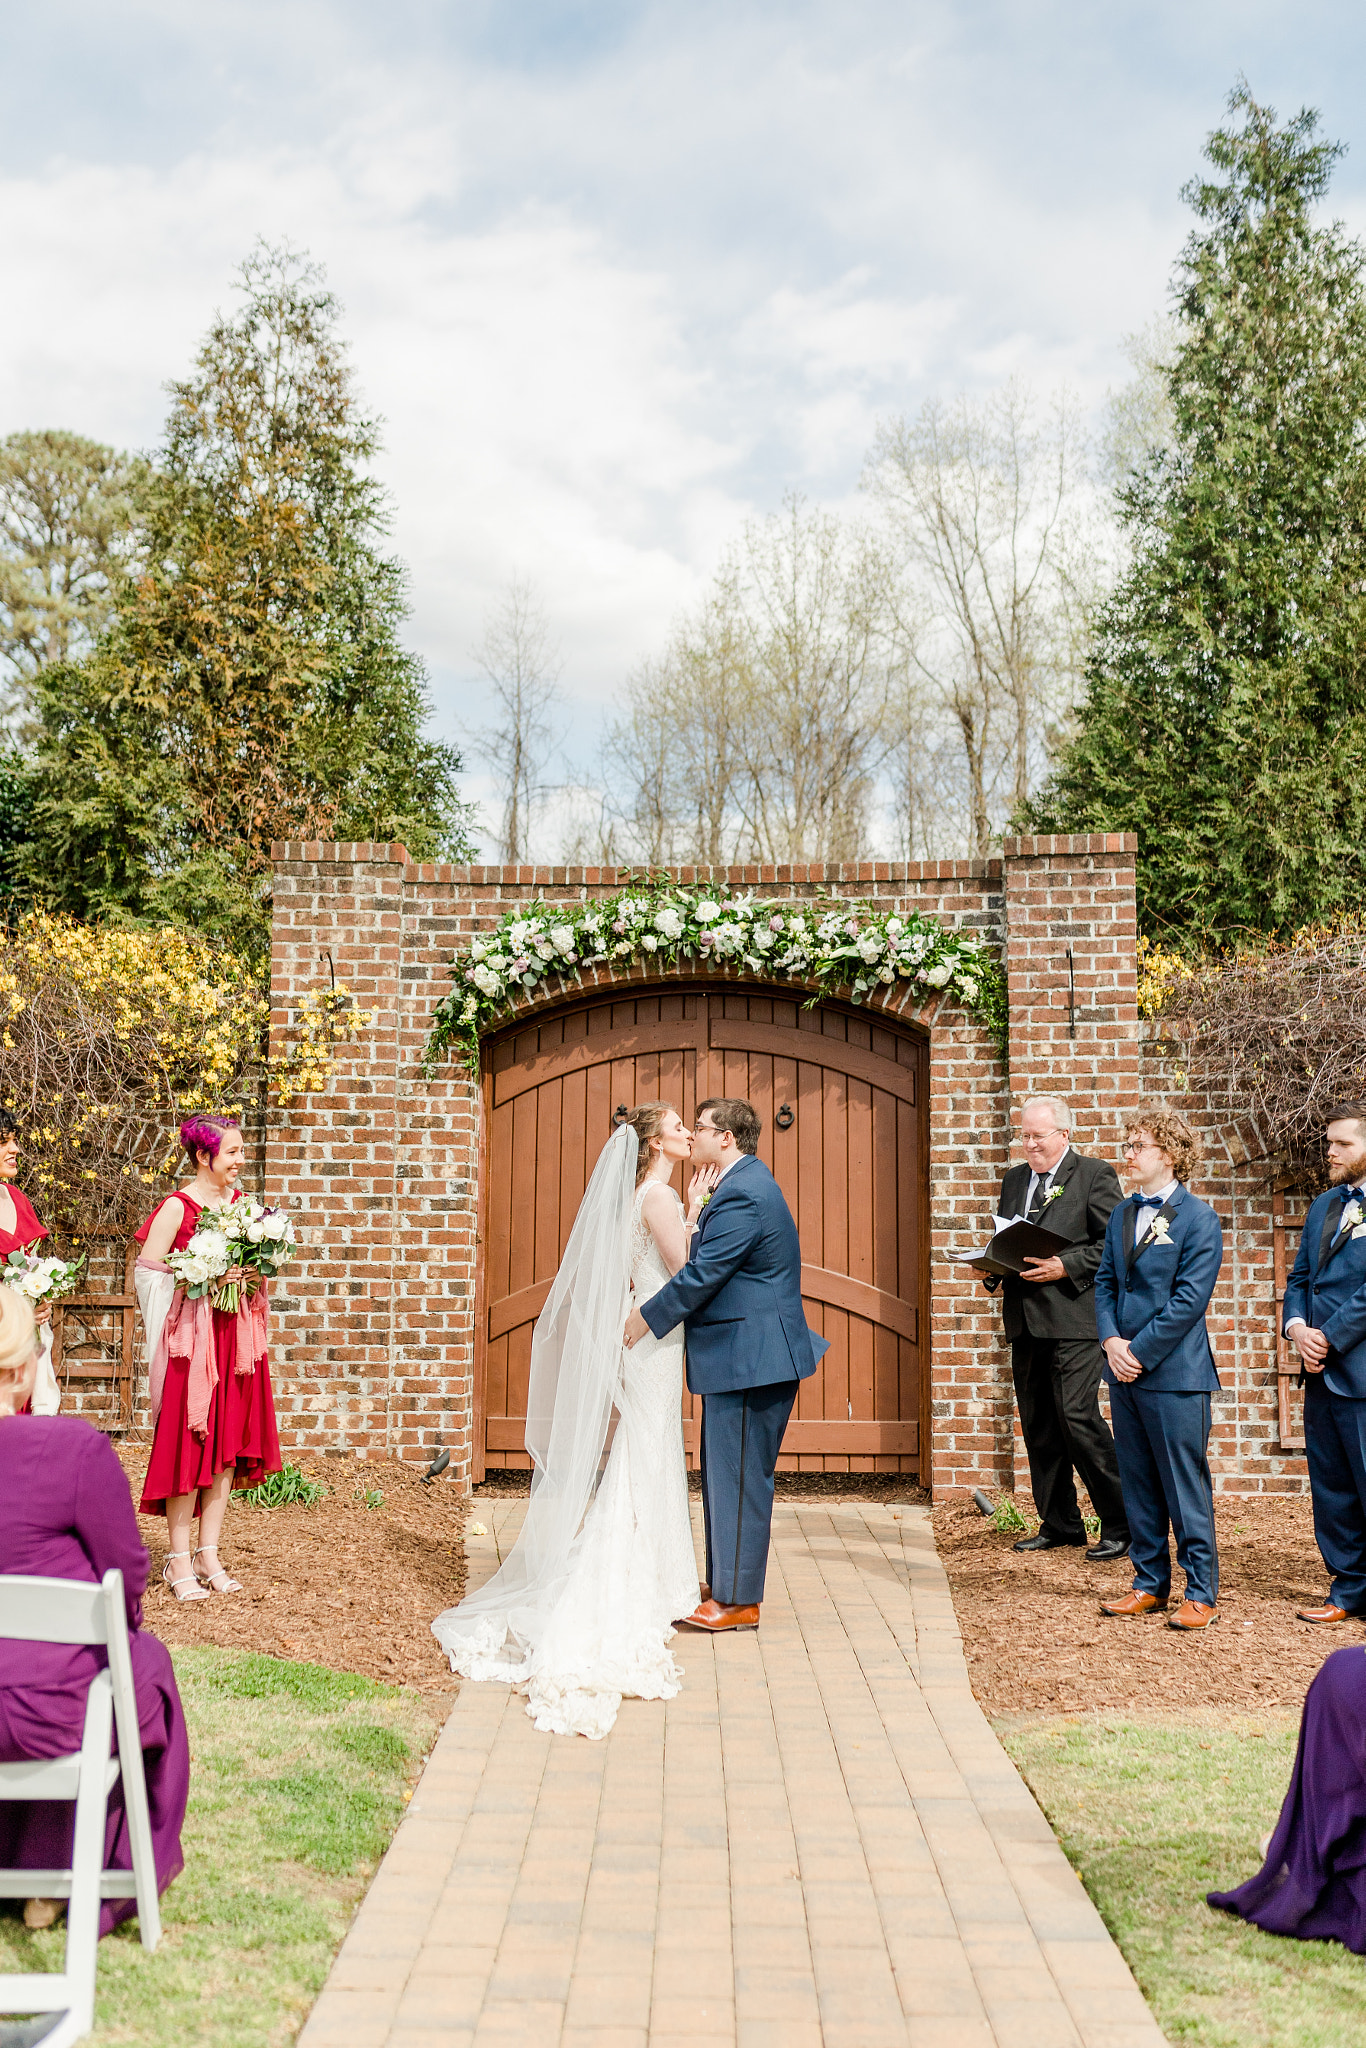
[
  {"xmin": 1284, "ymin": 1182, "xmax": 1366, "ymax": 1610},
  {"xmin": 641, "ymin": 1154, "xmax": 828, "ymax": 1605},
  {"xmin": 1095, "ymin": 1184, "xmax": 1223, "ymax": 1607}
]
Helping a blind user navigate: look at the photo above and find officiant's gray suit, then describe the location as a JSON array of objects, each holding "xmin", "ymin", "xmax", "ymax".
[{"xmin": 641, "ymin": 1152, "xmax": 828, "ymax": 1605}]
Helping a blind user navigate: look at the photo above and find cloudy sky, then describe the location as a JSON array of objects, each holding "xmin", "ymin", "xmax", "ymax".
[{"xmin": 4, "ymin": 2, "xmax": 1365, "ymax": 843}]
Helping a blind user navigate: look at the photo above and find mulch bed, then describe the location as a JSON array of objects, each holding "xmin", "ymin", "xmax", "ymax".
[
  {"xmin": 118, "ymin": 1450, "xmax": 467, "ymax": 1695},
  {"xmin": 935, "ymin": 1494, "xmax": 1346, "ymax": 1719}
]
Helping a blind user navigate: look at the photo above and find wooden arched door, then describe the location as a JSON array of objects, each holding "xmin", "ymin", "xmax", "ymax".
[{"xmin": 476, "ymin": 985, "xmax": 928, "ymax": 1480}]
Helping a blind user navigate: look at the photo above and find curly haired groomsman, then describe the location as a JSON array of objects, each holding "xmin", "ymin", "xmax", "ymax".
[
  {"xmin": 1284, "ymin": 1103, "xmax": 1366, "ymax": 1625},
  {"xmin": 986, "ymin": 1096, "xmax": 1130, "ymax": 1561},
  {"xmin": 1095, "ymin": 1104, "xmax": 1224, "ymax": 1631}
]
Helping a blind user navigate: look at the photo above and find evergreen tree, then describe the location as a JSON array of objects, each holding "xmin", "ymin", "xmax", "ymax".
[
  {"xmin": 22, "ymin": 243, "xmax": 474, "ymax": 955},
  {"xmin": 1024, "ymin": 87, "xmax": 1366, "ymax": 938}
]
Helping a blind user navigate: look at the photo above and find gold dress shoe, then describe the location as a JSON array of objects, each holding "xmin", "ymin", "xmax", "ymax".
[
  {"xmin": 1297, "ymin": 1602, "xmax": 1353, "ymax": 1624},
  {"xmin": 1100, "ymin": 1590, "xmax": 1168, "ymax": 1617},
  {"xmin": 1168, "ymin": 1600, "xmax": 1219, "ymax": 1631},
  {"xmin": 675, "ymin": 1599, "xmax": 760, "ymax": 1632}
]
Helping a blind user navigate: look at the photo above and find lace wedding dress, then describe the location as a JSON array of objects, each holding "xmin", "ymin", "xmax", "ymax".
[{"xmin": 433, "ymin": 1134, "xmax": 700, "ymax": 1740}]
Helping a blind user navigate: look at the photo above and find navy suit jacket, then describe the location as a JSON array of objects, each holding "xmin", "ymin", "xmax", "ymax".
[
  {"xmin": 639, "ymin": 1153, "xmax": 829, "ymax": 1395},
  {"xmin": 1094, "ymin": 1183, "xmax": 1223, "ymax": 1392},
  {"xmin": 1283, "ymin": 1184, "xmax": 1366, "ymax": 1400}
]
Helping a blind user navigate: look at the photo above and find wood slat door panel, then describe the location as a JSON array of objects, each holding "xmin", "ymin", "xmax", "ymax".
[{"xmin": 476, "ymin": 985, "xmax": 927, "ymax": 1476}]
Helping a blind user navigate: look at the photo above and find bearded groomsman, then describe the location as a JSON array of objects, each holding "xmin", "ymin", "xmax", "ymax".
[
  {"xmin": 1283, "ymin": 1102, "xmax": 1366, "ymax": 1625},
  {"xmin": 986, "ymin": 1095, "xmax": 1130, "ymax": 1561},
  {"xmin": 1096, "ymin": 1104, "xmax": 1224, "ymax": 1632}
]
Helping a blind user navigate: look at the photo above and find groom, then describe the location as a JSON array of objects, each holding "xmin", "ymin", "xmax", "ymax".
[{"xmin": 623, "ymin": 1097, "xmax": 828, "ymax": 1633}]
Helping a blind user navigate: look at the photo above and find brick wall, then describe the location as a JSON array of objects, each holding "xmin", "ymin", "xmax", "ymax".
[{"xmin": 260, "ymin": 833, "xmax": 1306, "ymax": 1498}]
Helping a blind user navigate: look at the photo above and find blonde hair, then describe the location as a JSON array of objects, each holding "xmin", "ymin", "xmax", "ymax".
[
  {"xmin": 0, "ymin": 1288, "xmax": 37, "ymax": 1381},
  {"xmin": 622, "ymin": 1102, "xmax": 675, "ymax": 1188}
]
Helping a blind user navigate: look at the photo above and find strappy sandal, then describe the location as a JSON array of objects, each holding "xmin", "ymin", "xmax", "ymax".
[
  {"xmin": 163, "ymin": 1551, "xmax": 209, "ymax": 1602},
  {"xmin": 193, "ymin": 1545, "xmax": 243, "ymax": 1594}
]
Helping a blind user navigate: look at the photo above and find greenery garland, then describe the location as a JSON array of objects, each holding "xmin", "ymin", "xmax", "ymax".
[{"xmin": 422, "ymin": 883, "xmax": 1006, "ymax": 1075}]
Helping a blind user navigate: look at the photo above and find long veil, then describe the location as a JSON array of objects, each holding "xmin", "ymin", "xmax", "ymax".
[{"xmin": 432, "ymin": 1123, "xmax": 638, "ymax": 1674}]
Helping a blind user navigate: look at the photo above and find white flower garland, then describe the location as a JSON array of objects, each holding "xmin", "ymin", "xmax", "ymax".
[{"xmin": 424, "ymin": 883, "xmax": 1006, "ymax": 1074}]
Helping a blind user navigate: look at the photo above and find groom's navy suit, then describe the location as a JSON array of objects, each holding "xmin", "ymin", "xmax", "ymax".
[
  {"xmin": 1284, "ymin": 1180, "xmax": 1366, "ymax": 1611},
  {"xmin": 641, "ymin": 1152, "xmax": 827, "ymax": 1605}
]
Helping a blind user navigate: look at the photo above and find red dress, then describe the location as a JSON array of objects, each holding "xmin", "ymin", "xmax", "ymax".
[
  {"xmin": 0, "ymin": 1184, "xmax": 49, "ymax": 1415},
  {"xmin": 136, "ymin": 1191, "xmax": 282, "ymax": 1515}
]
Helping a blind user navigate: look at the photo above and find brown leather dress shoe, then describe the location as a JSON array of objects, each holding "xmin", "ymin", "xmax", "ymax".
[
  {"xmin": 1168, "ymin": 1600, "xmax": 1219, "ymax": 1630},
  {"xmin": 1100, "ymin": 1590, "xmax": 1168, "ymax": 1617},
  {"xmin": 1297, "ymin": 1602, "xmax": 1353, "ymax": 1624},
  {"xmin": 675, "ymin": 1599, "xmax": 760, "ymax": 1632}
]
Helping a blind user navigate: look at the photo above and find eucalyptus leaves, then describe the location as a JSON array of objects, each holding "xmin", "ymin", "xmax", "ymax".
[{"xmin": 423, "ymin": 883, "xmax": 1005, "ymax": 1075}]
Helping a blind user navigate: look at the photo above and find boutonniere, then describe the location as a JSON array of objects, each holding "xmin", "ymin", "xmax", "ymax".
[
  {"xmin": 1148, "ymin": 1216, "xmax": 1172, "ymax": 1243},
  {"xmin": 1343, "ymin": 1199, "xmax": 1364, "ymax": 1232},
  {"xmin": 1044, "ymin": 1184, "xmax": 1066, "ymax": 1204}
]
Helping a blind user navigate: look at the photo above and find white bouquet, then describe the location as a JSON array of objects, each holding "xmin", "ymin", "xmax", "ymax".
[
  {"xmin": 3, "ymin": 1247, "xmax": 85, "ymax": 1305},
  {"xmin": 169, "ymin": 1198, "xmax": 297, "ymax": 1314}
]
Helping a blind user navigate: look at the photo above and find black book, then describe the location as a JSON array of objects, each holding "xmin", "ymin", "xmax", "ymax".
[{"xmin": 950, "ymin": 1218, "xmax": 1072, "ymax": 1277}]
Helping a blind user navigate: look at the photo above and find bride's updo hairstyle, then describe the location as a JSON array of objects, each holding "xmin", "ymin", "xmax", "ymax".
[
  {"xmin": 180, "ymin": 1113, "xmax": 240, "ymax": 1170},
  {"xmin": 622, "ymin": 1103, "xmax": 674, "ymax": 1188}
]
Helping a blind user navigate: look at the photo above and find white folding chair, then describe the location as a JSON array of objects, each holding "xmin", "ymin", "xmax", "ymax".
[{"xmin": 0, "ymin": 1570, "xmax": 161, "ymax": 2047}]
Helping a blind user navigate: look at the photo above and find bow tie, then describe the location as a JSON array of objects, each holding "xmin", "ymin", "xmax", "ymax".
[{"xmin": 1135, "ymin": 1195, "xmax": 1163, "ymax": 1209}]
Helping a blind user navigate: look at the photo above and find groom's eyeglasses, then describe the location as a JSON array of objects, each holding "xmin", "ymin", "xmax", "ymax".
[{"xmin": 692, "ymin": 1120, "xmax": 717, "ymax": 1134}]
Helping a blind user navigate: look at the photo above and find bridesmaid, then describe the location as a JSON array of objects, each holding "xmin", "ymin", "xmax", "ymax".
[
  {"xmin": 136, "ymin": 1115, "xmax": 282, "ymax": 1600},
  {"xmin": 0, "ymin": 1110, "xmax": 55, "ymax": 1413},
  {"xmin": 0, "ymin": 1285, "xmax": 189, "ymax": 1934}
]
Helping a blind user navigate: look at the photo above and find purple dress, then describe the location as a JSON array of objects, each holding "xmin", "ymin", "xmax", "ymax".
[
  {"xmin": 0, "ymin": 1414, "xmax": 189, "ymax": 1935},
  {"xmin": 1209, "ymin": 1647, "xmax": 1366, "ymax": 1949}
]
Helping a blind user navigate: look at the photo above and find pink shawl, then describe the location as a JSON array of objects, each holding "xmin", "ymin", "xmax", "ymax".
[{"xmin": 162, "ymin": 1278, "xmax": 269, "ymax": 1440}]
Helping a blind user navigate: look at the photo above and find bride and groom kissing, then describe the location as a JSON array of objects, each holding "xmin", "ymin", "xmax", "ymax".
[{"xmin": 433, "ymin": 1097, "xmax": 828, "ymax": 1740}]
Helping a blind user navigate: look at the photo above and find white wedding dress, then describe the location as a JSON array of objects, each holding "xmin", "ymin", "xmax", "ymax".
[{"xmin": 433, "ymin": 1135, "xmax": 700, "ymax": 1740}]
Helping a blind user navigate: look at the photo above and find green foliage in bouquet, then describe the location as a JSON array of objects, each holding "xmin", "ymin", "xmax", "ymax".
[{"xmin": 423, "ymin": 879, "xmax": 1006, "ymax": 1076}]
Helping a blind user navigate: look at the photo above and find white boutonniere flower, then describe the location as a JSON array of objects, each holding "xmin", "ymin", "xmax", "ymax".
[
  {"xmin": 1148, "ymin": 1216, "xmax": 1172, "ymax": 1243},
  {"xmin": 1044, "ymin": 1184, "xmax": 1065, "ymax": 1204},
  {"xmin": 1343, "ymin": 1199, "xmax": 1364, "ymax": 1232}
]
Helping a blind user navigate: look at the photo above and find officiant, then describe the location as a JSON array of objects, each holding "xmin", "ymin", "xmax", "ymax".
[{"xmin": 985, "ymin": 1095, "xmax": 1130, "ymax": 1561}]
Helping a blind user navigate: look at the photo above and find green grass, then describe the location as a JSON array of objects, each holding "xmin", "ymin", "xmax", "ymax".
[
  {"xmin": 0, "ymin": 1645, "xmax": 444, "ymax": 2048},
  {"xmin": 1002, "ymin": 1713, "xmax": 1366, "ymax": 2047}
]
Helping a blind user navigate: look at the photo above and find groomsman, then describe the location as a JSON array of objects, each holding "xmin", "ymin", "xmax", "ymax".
[
  {"xmin": 986, "ymin": 1095, "xmax": 1130, "ymax": 1561},
  {"xmin": 1096, "ymin": 1103, "xmax": 1224, "ymax": 1631},
  {"xmin": 1283, "ymin": 1102, "xmax": 1366, "ymax": 1624}
]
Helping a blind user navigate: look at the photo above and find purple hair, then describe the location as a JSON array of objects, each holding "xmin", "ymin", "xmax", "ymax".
[{"xmin": 179, "ymin": 1114, "xmax": 240, "ymax": 1167}]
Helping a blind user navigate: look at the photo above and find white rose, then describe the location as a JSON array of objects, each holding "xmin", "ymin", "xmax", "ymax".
[
  {"xmin": 261, "ymin": 1210, "xmax": 290, "ymax": 1240},
  {"xmin": 246, "ymin": 1220, "xmax": 266, "ymax": 1243},
  {"xmin": 641, "ymin": 933, "xmax": 659, "ymax": 952},
  {"xmin": 550, "ymin": 925, "xmax": 576, "ymax": 956},
  {"xmin": 924, "ymin": 963, "xmax": 952, "ymax": 988},
  {"xmin": 20, "ymin": 1270, "xmax": 48, "ymax": 1298},
  {"xmin": 958, "ymin": 976, "xmax": 979, "ymax": 1001},
  {"xmin": 857, "ymin": 933, "xmax": 883, "ymax": 964},
  {"xmin": 470, "ymin": 939, "xmax": 488, "ymax": 962},
  {"xmin": 471, "ymin": 965, "xmax": 501, "ymax": 997},
  {"xmin": 181, "ymin": 1255, "xmax": 212, "ymax": 1286},
  {"xmin": 534, "ymin": 939, "xmax": 554, "ymax": 961},
  {"xmin": 694, "ymin": 900, "xmax": 721, "ymax": 924},
  {"xmin": 655, "ymin": 907, "xmax": 683, "ymax": 940},
  {"xmin": 878, "ymin": 963, "xmax": 896, "ymax": 984}
]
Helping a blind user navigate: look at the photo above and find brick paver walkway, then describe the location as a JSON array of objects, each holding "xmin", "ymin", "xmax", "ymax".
[{"xmin": 300, "ymin": 1502, "xmax": 1165, "ymax": 2048}]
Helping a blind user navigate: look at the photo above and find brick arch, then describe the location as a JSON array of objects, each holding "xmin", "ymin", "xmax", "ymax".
[
  {"xmin": 477, "ymin": 977, "xmax": 930, "ymax": 1480},
  {"xmin": 265, "ymin": 836, "xmax": 1145, "ymax": 1500}
]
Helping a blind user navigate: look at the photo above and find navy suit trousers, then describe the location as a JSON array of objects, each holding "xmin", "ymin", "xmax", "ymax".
[
  {"xmin": 699, "ymin": 1381, "xmax": 798, "ymax": 1606},
  {"xmin": 1110, "ymin": 1384, "xmax": 1217, "ymax": 1607},
  {"xmin": 1304, "ymin": 1374, "xmax": 1366, "ymax": 1613}
]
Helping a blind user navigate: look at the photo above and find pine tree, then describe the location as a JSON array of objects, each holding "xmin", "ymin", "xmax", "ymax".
[
  {"xmin": 1024, "ymin": 87, "xmax": 1366, "ymax": 938},
  {"xmin": 22, "ymin": 243, "xmax": 474, "ymax": 954}
]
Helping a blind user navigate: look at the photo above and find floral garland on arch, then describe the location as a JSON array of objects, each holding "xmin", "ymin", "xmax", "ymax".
[{"xmin": 422, "ymin": 883, "xmax": 1007, "ymax": 1076}]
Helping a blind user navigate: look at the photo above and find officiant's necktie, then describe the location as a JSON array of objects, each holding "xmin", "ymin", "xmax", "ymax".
[{"xmin": 1027, "ymin": 1175, "xmax": 1051, "ymax": 1222}]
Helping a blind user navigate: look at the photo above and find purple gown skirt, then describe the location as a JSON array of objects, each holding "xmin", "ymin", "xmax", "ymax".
[{"xmin": 1209, "ymin": 1646, "xmax": 1366, "ymax": 1950}]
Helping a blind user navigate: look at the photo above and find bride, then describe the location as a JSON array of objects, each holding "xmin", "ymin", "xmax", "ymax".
[{"xmin": 432, "ymin": 1103, "xmax": 715, "ymax": 1739}]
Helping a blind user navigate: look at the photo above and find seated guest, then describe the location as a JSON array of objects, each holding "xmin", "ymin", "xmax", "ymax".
[
  {"xmin": 1209, "ymin": 1646, "xmax": 1366, "ymax": 1949},
  {"xmin": 1095, "ymin": 1103, "xmax": 1224, "ymax": 1631},
  {"xmin": 1282, "ymin": 1102, "xmax": 1366, "ymax": 1624},
  {"xmin": 0, "ymin": 1288, "xmax": 189, "ymax": 1933}
]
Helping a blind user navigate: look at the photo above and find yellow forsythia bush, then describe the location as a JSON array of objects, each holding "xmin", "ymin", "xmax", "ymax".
[{"xmin": 0, "ymin": 912, "xmax": 370, "ymax": 1238}]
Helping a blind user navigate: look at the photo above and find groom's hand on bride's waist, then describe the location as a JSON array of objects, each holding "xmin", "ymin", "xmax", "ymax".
[{"xmin": 624, "ymin": 1307, "xmax": 649, "ymax": 1348}]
